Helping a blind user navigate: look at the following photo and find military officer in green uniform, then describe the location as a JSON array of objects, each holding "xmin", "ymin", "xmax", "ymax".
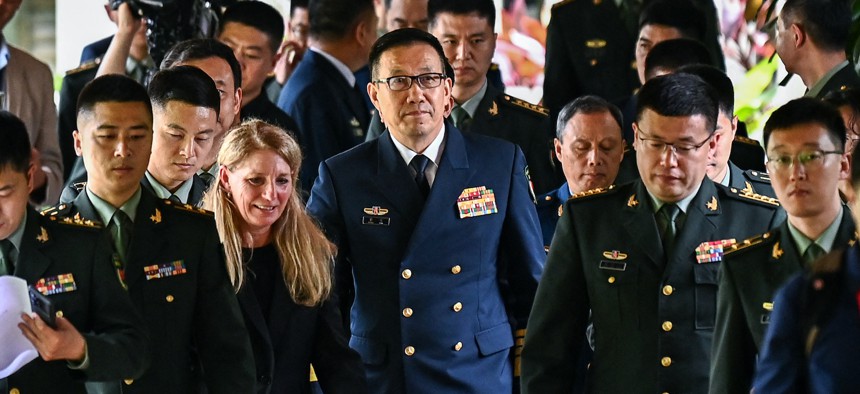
[
  {"xmin": 366, "ymin": 0, "xmax": 559, "ymax": 194},
  {"xmin": 521, "ymin": 73, "xmax": 783, "ymax": 393},
  {"xmin": 710, "ymin": 97, "xmax": 856, "ymax": 393},
  {"xmin": 0, "ymin": 111, "xmax": 150, "ymax": 394},
  {"xmin": 49, "ymin": 75, "xmax": 255, "ymax": 393}
]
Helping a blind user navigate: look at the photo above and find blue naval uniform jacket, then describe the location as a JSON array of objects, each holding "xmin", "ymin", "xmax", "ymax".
[
  {"xmin": 536, "ymin": 182, "xmax": 571, "ymax": 251},
  {"xmin": 307, "ymin": 123, "xmax": 545, "ymax": 393}
]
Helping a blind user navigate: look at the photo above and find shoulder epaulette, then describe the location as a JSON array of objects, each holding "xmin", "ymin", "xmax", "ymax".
[
  {"xmin": 569, "ymin": 184, "xmax": 616, "ymax": 201},
  {"xmin": 65, "ymin": 58, "xmax": 100, "ymax": 75},
  {"xmin": 744, "ymin": 169, "xmax": 771, "ymax": 184},
  {"xmin": 723, "ymin": 186, "xmax": 780, "ymax": 207},
  {"xmin": 161, "ymin": 199, "xmax": 214, "ymax": 216},
  {"xmin": 501, "ymin": 95, "xmax": 548, "ymax": 117},
  {"xmin": 734, "ymin": 135, "xmax": 761, "ymax": 147},
  {"xmin": 45, "ymin": 209, "xmax": 103, "ymax": 229},
  {"xmin": 723, "ymin": 231, "xmax": 773, "ymax": 256}
]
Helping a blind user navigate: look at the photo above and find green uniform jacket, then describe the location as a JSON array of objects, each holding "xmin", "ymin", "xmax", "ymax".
[
  {"xmin": 521, "ymin": 178, "xmax": 783, "ymax": 394},
  {"xmin": 2, "ymin": 208, "xmax": 149, "ymax": 393},
  {"xmin": 709, "ymin": 210, "xmax": 856, "ymax": 393},
  {"xmin": 54, "ymin": 188, "xmax": 255, "ymax": 393}
]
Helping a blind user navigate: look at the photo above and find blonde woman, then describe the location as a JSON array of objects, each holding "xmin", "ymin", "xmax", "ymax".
[{"xmin": 204, "ymin": 120, "xmax": 365, "ymax": 394}]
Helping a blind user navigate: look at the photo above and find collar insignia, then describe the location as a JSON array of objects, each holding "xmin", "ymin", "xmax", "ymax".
[
  {"xmin": 488, "ymin": 101, "xmax": 499, "ymax": 116},
  {"xmin": 772, "ymin": 241, "xmax": 784, "ymax": 259},
  {"xmin": 150, "ymin": 208, "xmax": 162, "ymax": 224},
  {"xmin": 706, "ymin": 196, "xmax": 718, "ymax": 211},
  {"xmin": 36, "ymin": 227, "xmax": 49, "ymax": 243},
  {"xmin": 627, "ymin": 194, "xmax": 638, "ymax": 207}
]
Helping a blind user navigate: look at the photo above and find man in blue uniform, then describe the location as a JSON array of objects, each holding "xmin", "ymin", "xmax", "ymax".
[
  {"xmin": 52, "ymin": 74, "xmax": 254, "ymax": 393},
  {"xmin": 0, "ymin": 111, "xmax": 149, "ymax": 394},
  {"xmin": 307, "ymin": 28, "xmax": 544, "ymax": 393},
  {"xmin": 278, "ymin": 0, "xmax": 378, "ymax": 192},
  {"xmin": 521, "ymin": 73, "xmax": 783, "ymax": 393},
  {"xmin": 536, "ymin": 95, "xmax": 625, "ymax": 249},
  {"xmin": 711, "ymin": 97, "xmax": 855, "ymax": 393}
]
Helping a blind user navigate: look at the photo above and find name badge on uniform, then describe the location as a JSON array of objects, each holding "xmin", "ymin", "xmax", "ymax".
[
  {"xmin": 598, "ymin": 260, "xmax": 627, "ymax": 271},
  {"xmin": 362, "ymin": 206, "xmax": 391, "ymax": 226},
  {"xmin": 457, "ymin": 186, "xmax": 498, "ymax": 219},
  {"xmin": 144, "ymin": 260, "xmax": 187, "ymax": 280},
  {"xmin": 35, "ymin": 273, "xmax": 77, "ymax": 295},
  {"xmin": 695, "ymin": 239, "xmax": 737, "ymax": 263}
]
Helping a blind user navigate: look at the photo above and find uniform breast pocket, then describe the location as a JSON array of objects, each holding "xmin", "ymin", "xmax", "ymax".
[
  {"xmin": 593, "ymin": 260, "xmax": 638, "ymax": 328},
  {"xmin": 142, "ymin": 271, "xmax": 195, "ymax": 319},
  {"xmin": 693, "ymin": 263, "xmax": 720, "ymax": 329}
]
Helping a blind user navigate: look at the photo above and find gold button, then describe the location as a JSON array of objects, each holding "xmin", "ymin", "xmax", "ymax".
[
  {"xmin": 662, "ymin": 321, "xmax": 673, "ymax": 332},
  {"xmin": 10, "ymin": 388, "xmax": 20, "ymax": 394},
  {"xmin": 402, "ymin": 269, "xmax": 412, "ymax": 279},
  {"xmin": 451, "ymin": 265, "xmax": 461, "ymax": 274},
  {"xmin": 124, "ymin": 379, "xmax": 134, "ymax": 385},
  {"xmin": 452, "ymin": 302, "xmax": 463, "ymax": 312},
  {"xmin": 590, "ymin": 59, "xmax": 598, "ymax": 66},
  {"xmin": 404, "ymin": 346, "xmax": 415, "ymax": 356},
  {"xmin": 454, "ymin": 341, "xmax": 463, "ymax": 351},
  {"xmin": 402, "ymin": 308, "xmax": 413, "ymax": 318},
  {"xmin": 55, "ymin": 310, "xmax": 64, "ymax": 318},
  {"xmin": 662, "ymin": 285, "xmax": 673, "ymax": 295},
  {"xmin": 607, "ymin": 276, "xmax": 616, "ymax": 284},
  {"xmin": 661, "ymin": 357, "xmax": 672, "ymax": 367},
  {"xmin": 165, "ymin": 295, "xmax": 174, "ymax": 303}
]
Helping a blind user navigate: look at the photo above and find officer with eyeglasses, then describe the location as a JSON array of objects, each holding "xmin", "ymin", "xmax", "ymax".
[
  {"xmin": 307, "ymin": 27, "xmax": 544, "ymax": 393},
  {"xmin": 365, "ymin": 0, "xmax": 559, "ymax": 194},
  {"xmin": 521, "ymin": 72, "xmax": 783, "ymax": 394},
  {"xmin": 710, "ymin": 97, "xmax": 856, "ymax": 393}
]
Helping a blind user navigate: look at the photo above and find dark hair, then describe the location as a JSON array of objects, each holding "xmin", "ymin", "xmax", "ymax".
[
  {"xmin": 0, "ymin": 111, "xmax": 32, "ymax": 174},
  {"xmin": 221, "ymin": 1, "xmax": 285, "ymax": 54},
  {"xmin": 764, "ymin": 97, "xmax": 846, "ymax": 151},
  {"xmin": 644, "ymin": 38, "xmax": 711, "ymax": 80},
  {"xmin": 636, "ymin": 72, "xmax": 718, "ymax": 131},
  {"xmin": 677, "ymin": 64, "xmax": 735, "ymax": 116},
  {"xmin": 556, "ymin": 95, "xmax": 623, "ymax": 140},
  {"xmin": 428, "ymin": 0, "xmax": 495, "ymax": 29},
  {"xmin": 781, "ymin": 0, "xmax": 851, "ymax": 52},
  {"xmin": 77, "ymin": 74, "xmax": 153, "ymax": 119},
  {"xmin": 291, "ymin": 0, "xmax": 309, "ymax": 16},
  {"xmin": 160, "ymin": 38, "xmax": 242, "ymax": 92},
  {"xmin": 823, "ymin": 87, "xmax": 860, "ymax": 116},
  {"xmin": 309, "ymin": 0, "xmax": 375, "ymax": 42},
  {"xmin": 369, "ymin": 28, "xmax": 450, "ymax": 80},
  {"xmin": 639, "ymin": 0, "xmax": 706, "ymax": 41},
  {"xmin": 148, "ymin": 66, "xmax": 221, "ymax": 118}
]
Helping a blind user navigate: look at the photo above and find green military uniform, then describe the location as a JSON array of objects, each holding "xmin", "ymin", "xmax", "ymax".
[
  {"xmin": 366, "ymin": 83, "xmax": 560, "ymax": 194},
  {"xmin": 521, "ymin": 178, "xmax": 783, "ymax": 393},
  {"xmin": 48, "ymin": 186, "xmax": 255, "ymax": 393},
  {"xmin": 709, "ymin": 209, "xmax": 856, "ymax": 393},
  {"xmin": 2, "ymin": 208, "xmax": 149, "ymax": 394},
  {"xmin": 730, "ymin": 135, "xmax": 766, "ymax": 172},
  {"xmin": 810, "ymin": 61, "xmax": 860, "ymax": 99}
]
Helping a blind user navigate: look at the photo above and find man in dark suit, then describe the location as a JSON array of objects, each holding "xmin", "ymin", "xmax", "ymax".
[
  {"xmin": 521, "ymin": 73, "xmax": 784, "ymax": 393},
  {"xmin": 367, "ymin": 0, "xmax": 558, "ymax": 194},
  {"xmin": 142, "ymin": 66, "xmax": 219, "ymax": 207},
  {"xmin": 710, "ymin": 97, "xmax": 855, "ymax": 393},
  {"xmin": 55, "ymin": 74, "xmax": 254, "ymax": 393},
  {"xmin": 217, "ymin": 1, "xmax": 300, "ymax": 134},
  {"xmin": 775, "ymin": 0, "xmax": 860, "ymax": 98},
  {"xmin": 277, "ymin": 0, "xmax": 377, "ymax": 192},
  {"xmin": 307, "ymin": 28, "xmax": 544, "ymax": 393},
  {"xmin": 0, "ymin": 111, "xmax": 149, "ymax": 394}
]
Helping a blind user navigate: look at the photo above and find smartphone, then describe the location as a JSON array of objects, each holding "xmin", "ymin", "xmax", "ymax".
[{"xmin": 28, "ymin": 285, "xmax": 57, "ymax": 328}]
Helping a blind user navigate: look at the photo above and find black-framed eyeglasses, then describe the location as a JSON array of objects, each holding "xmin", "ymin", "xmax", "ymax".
[
  {"xmin": 636, "ymin": 128, "xmax": 715, "ymax": 157},
  {"xmin": 766, "ymin": 149, "xmax": 843, "ymax": 172},
  {"xmin": 373, "ymin": 73, "xmax": 446, "ymax": 91}
]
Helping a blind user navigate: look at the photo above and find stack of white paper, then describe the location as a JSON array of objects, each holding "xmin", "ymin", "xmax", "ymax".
[{"xmin": 0, "ymin": 276, "xmax": 38, "ymax": 379}]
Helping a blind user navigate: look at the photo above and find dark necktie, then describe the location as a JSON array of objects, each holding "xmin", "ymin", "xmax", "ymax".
[
  {"xmin": 658, "ymin": 204, "xmax": 680, "ymax": 255},
  {"xmin": 198, "ymin": 172, "xmax": 215, "ymax": 189},
  {"xmin": 452, "ymin": 106, "xmax": 472, "ymax": 130},
  {"xmin": 169, "ymin": 194, "xmax": 182, "ymax": 203},
  {"xmin": 803, "ymin": 243, "xmax": 825, "ymax": 266},
  {"xmin": 409, "ymin": 155, "xmax": 431, "ymax": 198},
  {"xmin": 0, "ymin": 239, "xmax": 14, "ymax": 275},
  {"xmin": 110, "ymin": 210, "xmax": 134, "ymax": 263}
]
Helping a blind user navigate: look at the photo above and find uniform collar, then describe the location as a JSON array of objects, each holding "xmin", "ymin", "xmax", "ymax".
[
  {"xmin": 85, "ymin": 186, "xmax": 141, "ymax": 224},
  {"xmin": 309, "ymin": 47, "xmax": 356, "ymax": 87},
  {"xmin": 646, "ymin": 181, "xmax": 702, "ymax": 214},
  {"xmin": 787, "ymin": 206, "xmax": 845, "ymax": 255},
  {"xmin": 456, "ymin": 79, "xmax": 488, "ymax": 118},
  {"xmin": 145, "ymin": 171, "xmax": 193, "ymax": 203}
]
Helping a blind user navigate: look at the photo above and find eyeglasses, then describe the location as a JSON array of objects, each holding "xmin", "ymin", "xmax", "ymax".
[
  {"xmin": 766, "ymin": 150, "xmax": 843, "ymax": 172},
  {"xmin": 636, "ymin": 129, "xmax": 714, "ymax": 157},
  {"xmin": 373, "ymin": 73, "xmax": 446, "ymax": 91}
]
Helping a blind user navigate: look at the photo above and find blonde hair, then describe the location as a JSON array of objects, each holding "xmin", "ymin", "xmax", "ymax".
[{"xmin": 203, "ymin": 119, "xmax": 335, "ymax": 306}]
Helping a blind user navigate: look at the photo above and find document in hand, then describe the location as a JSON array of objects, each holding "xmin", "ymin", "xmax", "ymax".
[{"xmin": 0, "ymin": 276, "xmax": 38, "ymax": 379}]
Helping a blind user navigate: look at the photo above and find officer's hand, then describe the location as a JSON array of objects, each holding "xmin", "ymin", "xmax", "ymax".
[
  {"xmin": 19, "ymin": 313, "xmax": 87, "ymax": 362},
  {"xmin": 274, "ymin": 40, "xmax": 306, "ymax": 85}
]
